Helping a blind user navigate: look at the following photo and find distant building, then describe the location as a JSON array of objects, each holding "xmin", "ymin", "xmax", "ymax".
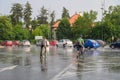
[
  {"xmin": 52, "ymin": 12, "xmax": 81, "ymax": 29},
  {"xmin": 52, "ymin": 12, "xmax": 82, "ymax": 39}
]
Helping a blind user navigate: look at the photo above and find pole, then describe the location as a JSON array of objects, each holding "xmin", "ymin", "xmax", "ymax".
[{"xmin": 101, "ymin": 0, "xmax": 105, "ymax": 40}]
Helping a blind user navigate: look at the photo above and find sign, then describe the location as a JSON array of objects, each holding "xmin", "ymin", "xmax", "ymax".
[{"xmin": 35, "ymin": 36, "xmax": 42, "ymax": 40}]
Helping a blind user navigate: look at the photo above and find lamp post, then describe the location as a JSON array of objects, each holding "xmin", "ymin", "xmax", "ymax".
[
  {"xmin": 28, "ymin": 25, "xmax": 33, "ymax": 40},
  {"xmin": 101, "ymin": 0, "xmax": 105, "ymax": 40}
]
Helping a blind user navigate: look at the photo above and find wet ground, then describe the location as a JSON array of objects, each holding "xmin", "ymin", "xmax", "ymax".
[{"xmin": 0, "ymin": 45, "xmax": 120, "ymax": 80}]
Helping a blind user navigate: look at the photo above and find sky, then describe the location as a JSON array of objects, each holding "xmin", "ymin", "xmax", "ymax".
[{"xmin": 0, "ymin": 0, "xmax": 120, "ymax": 21}]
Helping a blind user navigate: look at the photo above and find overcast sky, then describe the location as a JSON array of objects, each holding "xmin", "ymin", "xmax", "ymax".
[{"xmin": 0, "ymin": 0, "xmax": 119, "ymax": 21}]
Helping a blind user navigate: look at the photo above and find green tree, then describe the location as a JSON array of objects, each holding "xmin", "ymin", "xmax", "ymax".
[
  {"xmin": 50, "ymin": 11, "xmax": 55, "ymax": 39},
  {"xmin": 50, "ymin": 11, "xmax": 55, "ymax": 26},
  {"xmin": 37, "ymin": 6, "xmax": 48, "ymax": 25},
  {"xmin": 90, "ymin": 23, "xmax": 112, "ymax": 42},
  {"xmin": 56, "ymin": 18, "xmax": 72, "ymax": 40},
  {"xmin": 32, "ymin": 27, "xmax": 43, "ymax": 38},
  {"xmin": 72, "ymin": 10, "xmax": 97, "ymax": 39},
  {"xmin": 10, "ymin": 3, "xmax": 23, "ymax": 25},
  {"xmin": 13, "ymin": 24, "xmax": 30, "ymax": 40},
  {"xmin": 0, "ymin": 16, "xmax": 14, "ymax": 40},
  {"xmin": 61, "ymin": 7, "xmax": 70, "ymax": 19},
  {"xmin": 31, "ymin": 18, "xmax": 39, "ymax": 30},
  {"xmin": 32, "ymin": 24, "xmax": 50, "ymax": 39},
  {"xmin": 103, "ymin": 5, "xmax": 120, "ymax": 41},
  {"xmin": 23, "ymin": 1, "xmax": 32, "ymax": 28},
  {"xmin": 40, "ymin": 24, "xmax": 50, "ymax": 39}
]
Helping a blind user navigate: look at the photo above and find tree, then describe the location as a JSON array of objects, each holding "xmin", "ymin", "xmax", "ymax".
[
  {"xmin": 56, "ymin": 18, "xmax": 72, "ymax": 40},
  {"xmin": 61, "ymin": 7, "xmax": 70, "ymax": 19},
  {"xmin": 50, "ymin": 11, "xmax": 55, "ymax": 39},
  {"xmin": 13, "ymin": 24, "xmax": 30, "ymax": 40},
  {"xmin": 50, "ymin": 11, "xmax": 55, "ymax": 26},
  {"xmin": 23, "ymin": 1, "xmax": 32, "ymax": 28},
  {"xmin": 37, "ymin": 6, "xmax": 48, "ymax": 25},
  {"xmin": 40, "ymin": 24, "xmax": 50, "ymax": 39},
  {"xmin": 103, "ymin": 5, "xmax": 120, "ymax": 41},
  {"xmin": 90, "ymin": 23, "xmax": 112, "ymax": 42},
  {"xmin": 10, "ymin": 3, "xmax": 23, "ymax": 25},
  {"xmin": 72, "ymin": 10, "xmax": 97, "ymax": 39},
  {"xmin": 32, "ymin": 24, "xmax": 50, "ymax": 39},
  {"xmin": 31, "ymin": 18, "xmax": 39, "ymax": 30},
  {"xmin": 32, "ymin": 27, "xmax": 43, "ymax": 37},
  {"xmin": 0, "ymin": 16, "xmax": 14, "ymax": 40}
]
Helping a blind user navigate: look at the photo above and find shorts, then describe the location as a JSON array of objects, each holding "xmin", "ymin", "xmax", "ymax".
[{"xmin": 76, "ymin": 45, "xmax": 83, "ymax": 51}]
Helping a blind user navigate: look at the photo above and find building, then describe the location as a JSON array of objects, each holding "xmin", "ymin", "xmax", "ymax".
[{"xmin": 52, "ymin": 12, "xmax": 82, "ymax": 39}]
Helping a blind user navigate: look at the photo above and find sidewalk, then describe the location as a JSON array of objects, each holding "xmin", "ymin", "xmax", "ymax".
[{"xmin": 0, "ymin": 46, "xmax": 4, "ymax": 48}]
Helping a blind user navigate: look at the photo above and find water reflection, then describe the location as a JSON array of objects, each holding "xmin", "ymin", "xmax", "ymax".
[
  {"xmin": 40, "ymin": 57, "xmax": 47, "ymax": 71},
  {"xmin": 5, "ymin": 46, "xmax": 13, "ymax": 52},
  {"xmin": 11, "ymin": 52, "xmax": 32, "ymax": 66},
  {"xmin": 0, "ymin": 47, "xmax": 32, "ymax": 66},
  {"xmin": 39, "ymin": 46, "xmax": 49, "ymax": 71},
  {"xmin": 49, "ymin": 46, "xmax": 57, "ymax": 55},
  {"xmin": 76, "ymin": 63, "xmax": 84, "ymax": 80},
  {"xmin": 109, "ymin": 65, "xmax": 120, "ymax": 73},
  {"xmin": 85, "ymin": 50, "xmax": 101, "ymax": 57},
  {"xmin": 57, "ymin": 47, "xmax": 73, "ymax": 58},
  {"xmin": 85, "ymin": 49, "xmax": 120, "ymax": 74},
  {"xmin": 102, "ymin": 51, "xmax": 120, "ymax": 73},
  {"xmin": 24, "ymin": 47, "xmax": 31, "ymax": 52}
]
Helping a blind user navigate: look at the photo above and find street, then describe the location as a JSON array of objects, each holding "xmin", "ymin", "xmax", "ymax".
[{"xmin": 0, "ymin": 45, "xmax": 120, "ymax": 80}]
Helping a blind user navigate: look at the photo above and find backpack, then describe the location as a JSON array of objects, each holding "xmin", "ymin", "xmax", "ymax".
[{"xmin": 41, "ymin": 40, "xmax": 46, "ymax": 46}]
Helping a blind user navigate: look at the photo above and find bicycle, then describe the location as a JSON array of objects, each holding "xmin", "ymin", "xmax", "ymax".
[{"xmin": 76, "ymin": 45, "xmax": 84, "ymax": 62}]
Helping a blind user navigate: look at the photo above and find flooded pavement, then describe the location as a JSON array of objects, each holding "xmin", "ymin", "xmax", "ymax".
[
  {"xmin": 52, "ymin": 48, "xmax": 120, "ymax": 80},
  {"xmin": 0, "ymin": 46, "xmax": 120, "ymax": 80},
  {"xmin": 0, "ymin": 46, "xmax": 73, "ymax": 80}
]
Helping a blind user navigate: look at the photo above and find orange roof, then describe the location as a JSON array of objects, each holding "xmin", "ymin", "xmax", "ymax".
[
  {"xmin": 52, "ymin": 20, "xmax": 61, "ymax": 28},
  {"xmin": 52, "ymin": 13, "xmax": 80, "ymax": 28},
  {"xmin": 69, "ymin": 13, "xmax": 80, "ymax": 26}
]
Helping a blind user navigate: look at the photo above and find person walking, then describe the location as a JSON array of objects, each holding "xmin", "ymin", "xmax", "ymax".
[
  {"xmin": 40, "ymin": 37, "xmax": 48, "ymax": 71},
  {"xmin": 40, "ymin": 37, "xmax": 47, "ymax": 57}
]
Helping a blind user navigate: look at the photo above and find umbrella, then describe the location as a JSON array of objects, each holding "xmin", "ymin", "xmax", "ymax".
[{"xmin": 96, "ymin": 40, "xmax": 106, "ymax": 47}]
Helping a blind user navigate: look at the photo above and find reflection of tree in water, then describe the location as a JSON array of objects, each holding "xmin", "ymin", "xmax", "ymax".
[
  {"xmin": 76, "ymin": 63, "xmax": 84, "ymax": 80},
  {"xmin": 109, "ymin": 65, "xmax": 120, "ymax": 73},
  {"xmin": 49, "ymin": 46, "xmax": 56, "ymax": 55},
  {"xmin": 25, "ymin": 56, "xmax": 31, "ymax": 66},
  {"xmin": 12, "ymin": 54, "xmax": 31, "ymax": 66},
  {"xmin": 12, "ymin": 56, "xmax": 21, "ymax": 65},
  {"xmin": 40, "ymin": 47, "xmax": 48, "ymax": 71},
  {"xmin": 0, "ymin": 54, "xmax": 19, "ymax": 64},
  {"xmin": 0, "ymin": 54, "xmax": 9, "ymax": 63},
  {"xmin": 13, "ymin": 56, "xmax": 31, "ymax": 66},
  {"xmin": 95, "ymin": 51, "xmax": 120, "ymax": 73},
  {"xmin": 40, "ymin": 57, "xmax": 47, "ymax": 71}
]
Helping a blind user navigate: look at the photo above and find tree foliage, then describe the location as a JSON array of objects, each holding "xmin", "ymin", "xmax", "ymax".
[
  {"xmin": 72, "ymin": 10, "xmax": 97, "ymax": 39},
  {"xmin": 56, "ymin": 18, "xmax": 72, "ymax": 40},
  {"xmin": 0, "ymin": 16, "xmax": 13, "ymax": 40},
  {"xmin": 10, "ymin": 3, "xmax": 23, "ymax": 25},
  {"xmin": 13, "ymin": 24, "xmax": 30, "ymax": 40},
  {"xmin": 23, "ymin": 1, "xmax": 32, "ymax": 27},
  {"xmin": 50, "ymin": 11, "xmax": 55, "ymax": 25},
  {"xmin": 37, "ymin": 6, "xmax": 48, "ymax": 25},
  {"xmin": 61, "ymin": 7, "xmax": 70, "ymax": 19},
  {"xmin": 31, "ymin": 18, "xmax": 39, "ymax": 30},
  {"xmin": 103, "ymin": 5, "xmax": 120, "ymax": 41},
  {"xmin": 49, "ymin": 11, "xmax": 55, "ymax": 39},
  {"xmin": 32, "ymin": 24, "xmax": 50, "ymax": 39}
]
